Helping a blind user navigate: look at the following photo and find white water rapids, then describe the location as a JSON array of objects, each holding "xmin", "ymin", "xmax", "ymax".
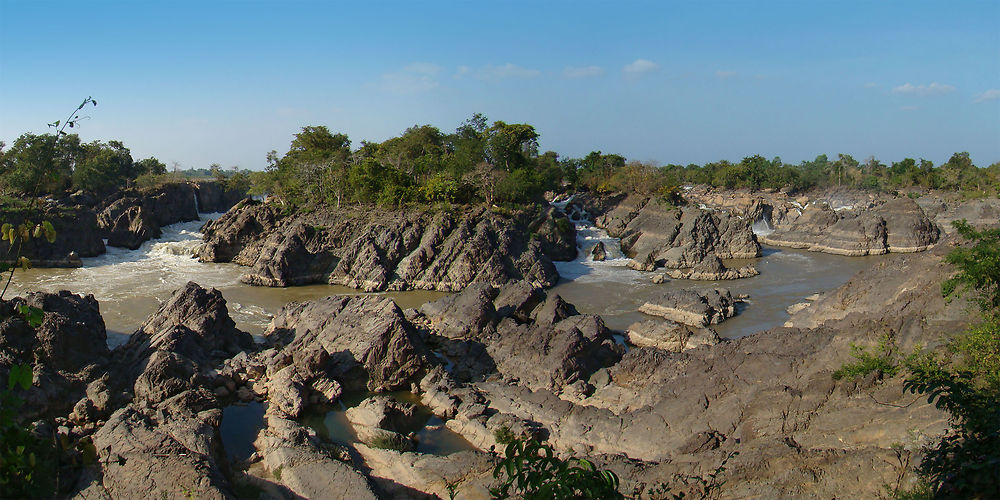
[{"xmin": 7, "ymin": 214, "xmax": 447, "ymax": 346}]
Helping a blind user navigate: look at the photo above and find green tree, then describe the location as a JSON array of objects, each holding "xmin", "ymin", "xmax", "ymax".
[{"xmin": 485, "ymin": 121, "xmax": 539, "ymax": 172}]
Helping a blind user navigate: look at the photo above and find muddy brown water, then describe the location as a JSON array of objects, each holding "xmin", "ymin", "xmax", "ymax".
[{"xmin": 4, "ymin": 215, "xmax": 448, "ymax": 347}]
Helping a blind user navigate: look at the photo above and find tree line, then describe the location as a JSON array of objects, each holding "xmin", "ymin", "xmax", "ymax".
[{"xmin": 2, "ymin": 114, "xmax": 997, "ymax": 207}]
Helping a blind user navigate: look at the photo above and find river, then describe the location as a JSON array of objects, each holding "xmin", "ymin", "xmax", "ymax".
[
  {"xmin": 4, "ymin": 214, "xmax": 448, "ymax": 347},
  {"xmin": 7, "ymin": 210, "xmax": 877, "ymax": 347}
]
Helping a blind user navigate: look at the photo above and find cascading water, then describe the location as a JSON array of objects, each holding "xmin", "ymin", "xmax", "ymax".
[{"xmin": 550, "ymin": 196, "xmax": 644, "ymax": 284}]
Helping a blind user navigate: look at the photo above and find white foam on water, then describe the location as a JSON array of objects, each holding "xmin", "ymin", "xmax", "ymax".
[{"xmin": 751, "ymin": 218, "xmax": 774, "ymax": 236}]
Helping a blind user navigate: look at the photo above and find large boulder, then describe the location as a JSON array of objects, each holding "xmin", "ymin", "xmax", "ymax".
[
  {"xmin": 98, "ymin": 184, "xmax": 200, "ymax": 249},
  {"xmin": 112, "ymin": 282, "xmax": 253, "ymax": 407},
  {"xmin": 0, "ymin": 291, "xmax": 108, "ymax": 420},
  {"xmin": 638, "ymin": 288, "xmax": 741, "ymax": 326},
  {"xmin": 762, "ymin": 197, "xmax": 939, "ymax": 255},
  {"xmin": 625, "ymin": 319, "xmax": 721, "ymax": 352}
]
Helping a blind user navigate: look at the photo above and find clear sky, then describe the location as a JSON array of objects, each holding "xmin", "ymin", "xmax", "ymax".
[{"xmin": 1, "ymin": 0, "xmax": 998, "ymax": 170}]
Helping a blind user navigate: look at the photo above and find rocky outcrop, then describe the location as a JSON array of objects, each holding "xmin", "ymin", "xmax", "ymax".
[
  {"xmin": 253, "ymin": 414, "xmax": 379, "ymax": 499},
  {"xmin": 591, "ymin": 241, "xmax": 607, "ymax": 261},
  {"xmin": 415, "ymin": 281, "xmax": 622, "ymax": 392},
  {"xmin": 761, "ymin": 197, "xmax": 940, "ymax": 255},
  {"xmin": 192, "ymin": 180, "xmax": 248, "ymax": 214},
  {"xmin": 198, "ymin": 201, "xmax": 561, "ymax": 291},
  {"xmin": 625, "ymin": 319, "xmax": 721, "ymax": 352},
  {"xmin": 658, "ymin": 254, "xmax": 759, "ymax": 281},
  {"xmin": 0, "ymin": 205, "xmax": 105, "ymax": 267},
  {"xmin": 259, "ymin": 295, "xmax": 430, "ymax": 417},
  {"xmin": 97, "ymin": 184, "xmax": 200, "ymax": 249},
  {"xmin": 573, "ymin": 194, "xmax": 761, "ymax": 271},
  {"xmin": 0, "ymin": 291, "xmax": 108, "ymax": 420},
  {"xmin": 638, "ymin": 288, "xmax": 742, "ymax": 326}
]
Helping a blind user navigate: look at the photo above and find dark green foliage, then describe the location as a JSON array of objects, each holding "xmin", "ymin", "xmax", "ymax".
[
  {"xmin": 901, "ymin": 219, "xmax": 1000, "ymax": 498},
  {"xmin": 942, "ymin": 220, "xmax": 1000, "ymax": 312},
  {"xmin": 0, "ymin": 365, "xmax": 56, "ymax": 499},
  {"xmin": 490, "ymin": 437, "xmax": 623, "ymax": 500}
]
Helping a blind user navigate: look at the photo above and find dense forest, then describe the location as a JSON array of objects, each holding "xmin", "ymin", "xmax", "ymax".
[{"xmin": 2, "ymin": 113, "xmax": 998, "ymax": 208}]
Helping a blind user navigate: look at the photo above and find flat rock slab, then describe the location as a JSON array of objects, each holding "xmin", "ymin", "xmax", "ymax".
[{"xmin": 626, "ymin": 319, "xmax": 721, "ymax": 352}]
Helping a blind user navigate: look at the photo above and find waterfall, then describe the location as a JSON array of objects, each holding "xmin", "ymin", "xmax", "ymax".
[
  {"xmin": 550, "ymin": 196, "xmax": 642, "ymax": 283},
  {"xmin": 192, "ymin": 189, "xmax": 201, "ymax": 214}
]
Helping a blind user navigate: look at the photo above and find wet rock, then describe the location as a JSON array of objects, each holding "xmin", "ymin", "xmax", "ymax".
[
  {"xmin": 591, "ymin": 241, "xmax": 607, "ymax": 261},
  {"xmin": 638, "ymin": 288, "xmax": 741, "ymax": 326},
  {"xmin": 626, "ymin": 320, "xmax": 721, "ymax": 352}
]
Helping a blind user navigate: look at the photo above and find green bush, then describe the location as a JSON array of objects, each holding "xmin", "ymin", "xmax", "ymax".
[
  {"xmin": 832, "ymin": 334, "xmax": 899, "ymax": 381},
  {"xmin": 490, "ymin": 437, "xmax": 622, "ymax": 500}
]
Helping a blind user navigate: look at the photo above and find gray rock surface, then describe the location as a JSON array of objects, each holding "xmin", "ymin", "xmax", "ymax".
[
  {"xmin": 762, "ymin": 197, "xmax": 940, "ymax": 255},
  {"xmin": 97, "ymin": 184, "xmax": 200, "ymax": 249},
  {"xmin": 661, "ymin": 254, "xmax": 759, "ymax": 281},
  {"xmin": 260, "ymin": 295, "xmax": 430, "ymax": 417},
  {"xmin": 625, "ymin": 319, "xmax": 721, "ymax": 352}
]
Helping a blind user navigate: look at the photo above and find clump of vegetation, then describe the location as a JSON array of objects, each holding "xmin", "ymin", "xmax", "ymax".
[
  {"xmin": 368, "ymin": 433, "xmax": 413, "ymax": 452},
  {"xmin": 896, "ymin": 220, "xmax": 1000, "ymax": 498},
  {"xmin": 832, "ymin": 333, "xmax": 900, "ymax": 381},
  {"xmin": 0, "ymin": 365, "xmax": 56, "ymax": 498},
  {"xmin": 493, "ymin": 425, "xmax": 516, "ymax": 446},
  {"xmin": 490, "ymin": 437, "xmax": 622, "ymax": 500}
]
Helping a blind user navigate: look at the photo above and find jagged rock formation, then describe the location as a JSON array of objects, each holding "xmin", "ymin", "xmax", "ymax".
[
  {"xmin": 761, "ymin": 197, "xmax": 940, "ymax": 255},
  {"xmin": 638, "ymin": 288, "xmax": 742, "ymax": 326},
  {"xmin": 0, "ymin": 205, "xmax": 105, "ymax": 267},
  {"xmin": 197, "ymin": 201, "xmax": 564, "ymax": 291},
  {"xmin": 0, "ymin": 291, "xmax": 108, "ymax": 420},
  {"xmin": 259, "ymin": 295, "xmax": 431, "ymax": 417},
  {"xmin": 572, "ymin": 193, "xmax": 761, "ymax": 271},
  {"xmin": 591, "ymin": 241, "xmax": 607, "ymax": 261},
  {"xmin": 192, "ymin": 180, "xmax": 249, "ymax": 214},
  {"xmin": 97, "ymin": 184, "xmax": 200, "ymax": 250}
]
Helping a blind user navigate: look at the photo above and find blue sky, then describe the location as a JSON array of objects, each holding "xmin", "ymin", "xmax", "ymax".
[{"xmin": 1, "ymin": 0, "xmax": 998, "ymax": 170}]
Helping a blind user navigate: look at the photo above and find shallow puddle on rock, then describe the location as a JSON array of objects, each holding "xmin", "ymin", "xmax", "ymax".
[{"xmin": 220, "ymin": 400, "xmax": 266, "ymax": 462}]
